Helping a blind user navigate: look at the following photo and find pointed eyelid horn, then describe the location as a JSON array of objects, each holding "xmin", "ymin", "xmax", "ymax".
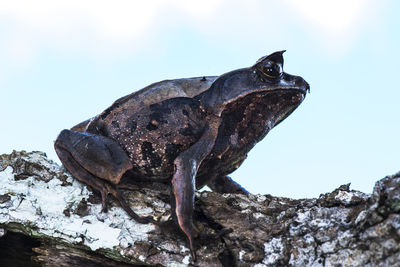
[{"xmin": 255, "ymin": 50, "xmax": 286, "ymax": 65}]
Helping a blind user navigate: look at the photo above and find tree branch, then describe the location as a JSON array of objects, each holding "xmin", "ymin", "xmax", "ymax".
[{"xmin": 0, "ymin": 151, "xmax": 399, "ymax": 266}]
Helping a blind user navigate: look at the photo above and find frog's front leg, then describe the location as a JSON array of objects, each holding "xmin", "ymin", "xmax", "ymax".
[
  {"xmin": 54, "ymin": 129, "xmax": 154, "ymax": 224},
  {"xmin": 171, "ymin": 116, "xmax": 221, "ymax": 260}
]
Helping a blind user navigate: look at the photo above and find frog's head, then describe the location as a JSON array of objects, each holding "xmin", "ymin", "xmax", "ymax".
[{"xmin": 198, "ymin": 51, "xmax": 309, "ymax": 126}]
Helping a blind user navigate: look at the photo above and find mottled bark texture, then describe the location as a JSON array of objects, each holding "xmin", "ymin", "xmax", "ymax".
[{"xmin": 0, "ymin": 151, "xmax": 399, "ymax": 266}]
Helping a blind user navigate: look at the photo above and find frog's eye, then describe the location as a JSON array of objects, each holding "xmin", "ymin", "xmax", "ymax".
[{"xmin": 260, "ymin": 63, "xmax": 281, "ymax": 79}]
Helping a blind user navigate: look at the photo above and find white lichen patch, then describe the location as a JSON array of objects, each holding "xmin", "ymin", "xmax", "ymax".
[
  {"xmin": 182, "ymin": 255, "xmax": 191, "ymax": 265},
  {"xmin": 255, "ymin": 237, "xmax": 285, "ymax": 266},
  {"xmin": 138, "ymin": 255, "xmax": 146, "ymax": 261},
  {"xmin": 310, "ymin": 218, "xmax": 331, "ymax": 228},
  {"xmin": 0, "ymin": 227, "xmax": 5, "ymax": 237},
  {"xmin": 355, "ymin": 210, "xmax": 368, "ymax": 224},
  {"xmin": 334, "ymin": 190, "xmax": 368, "ymax": 205},
  {"xmin": 256, "ymin": 194, "xmax": 267, "ymax": 202},
  {"xmin": 337, "ymin": 230, "xmax": 353, "ymax": 248},
  {"xmin": 320, "ymin": 240, "xmax": 337, "ymax": 254},
  {"xmin": 0, "ymin": 164, "xmax": 155, "ymax": 251},
  {"xmin": 159, "ymin": 241, "xmax": 181, "ymax": 252},
  {"xmin": 295, "ymin": 210, "xmax": 311, "ymax": 224},
  {"xmin": 253, "ymin": 212, "xmax": 265, "ymax": 219},
  {"xmin": 239, "ymin": 250, "xmax": 246, "ymax": 261},
  {"xmin": 165, "ymin": 250, "xmax": 192, "ymax": 267},
  {"xmin": 179, "ymin": 245, "xmax": 190, "ymax": 253},
  {"xmin": 290, "ymin": 234, "xmax": 323, "ymax": 267},
  {"xmin": 166, "ymin": 262, "xmax": 188, "ymax": 267}
]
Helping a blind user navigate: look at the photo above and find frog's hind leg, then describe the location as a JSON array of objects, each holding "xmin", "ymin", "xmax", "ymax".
[
  {"xmin": 55, "ymin": 129, "xmax": 132, "ymax": 184},
  {"xmin": 54, "ymin": 129, "xmax": 154, "ymax": 224}
]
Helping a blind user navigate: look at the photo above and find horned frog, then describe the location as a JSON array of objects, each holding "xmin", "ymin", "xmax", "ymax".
[{"xmin": 55, "ymin": 51, "xmax": 309, "ymax": 259}]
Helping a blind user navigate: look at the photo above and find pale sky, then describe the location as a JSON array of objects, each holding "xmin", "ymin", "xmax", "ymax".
[{"xmin": 1, "ymin": 0, "xmax": 399, "ymax": 198}]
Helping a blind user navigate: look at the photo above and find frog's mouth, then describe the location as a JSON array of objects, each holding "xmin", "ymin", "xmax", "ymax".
[
  {"xmin": 243, "ymin": 87, "xmax": 306, "ymax": 106},
  {"xmin": 262, "ymin": 88, "xmax": 307, "ymax": 101}
]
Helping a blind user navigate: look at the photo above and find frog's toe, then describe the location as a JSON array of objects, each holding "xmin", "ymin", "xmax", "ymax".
[
  {"xmin": 96, "ymin": 182, "xmax": 157, "ymax": 224},
  {"xmin": 100, "ymin": 188, "xmax": 109, "ymax": 213},
  {"xmin": 108, "ymin": 185, "xmax": 157, "ymax": 224}
]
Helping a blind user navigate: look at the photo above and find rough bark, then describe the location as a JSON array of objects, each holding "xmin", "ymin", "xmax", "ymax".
[{"xmin": 0, "ymin": 151, "xmax": 399, "ymax": 266}]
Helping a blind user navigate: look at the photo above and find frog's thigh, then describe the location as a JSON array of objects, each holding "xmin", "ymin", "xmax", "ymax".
[
  {"xmin": 54, "ymin": 129, "xmax": 132, "ymax": 184},
  {"xmin": 208, "ymin": 175, "xmax": 249, "ymax": 194}
]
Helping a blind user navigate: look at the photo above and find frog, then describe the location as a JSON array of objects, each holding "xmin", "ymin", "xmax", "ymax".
[{"xmin": 54, "ymin": 50, "xmax": 309, "ymax": 260}]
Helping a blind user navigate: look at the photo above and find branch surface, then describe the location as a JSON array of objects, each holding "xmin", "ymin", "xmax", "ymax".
[{"xmin": 0, "ymin": 151, "xmax": 399, "ymax": 266}]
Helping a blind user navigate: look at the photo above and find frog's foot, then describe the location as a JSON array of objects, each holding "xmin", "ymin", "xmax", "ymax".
[
  {"xmin": 208, "ymin": 175, "xmax": 249, "ymax": 194},
  {"xmin": 55, "ymin": 129, "xmax": 155, "ymax": 225}
]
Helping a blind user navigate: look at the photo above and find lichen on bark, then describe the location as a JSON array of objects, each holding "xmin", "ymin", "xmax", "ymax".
[{"xmin": 0, "ymin": 151, "xmax": 399, "ymax": 266}]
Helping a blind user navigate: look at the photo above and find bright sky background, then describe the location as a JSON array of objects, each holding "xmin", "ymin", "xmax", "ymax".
[{"xmin": 1, "ymin": 0, "xmax": 399, "ymax": 198}]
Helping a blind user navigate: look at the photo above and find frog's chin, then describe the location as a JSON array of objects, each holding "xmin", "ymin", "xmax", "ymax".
[{"xmin": 265, "ymin": 90, "xmax": 305, "ymax": 127}]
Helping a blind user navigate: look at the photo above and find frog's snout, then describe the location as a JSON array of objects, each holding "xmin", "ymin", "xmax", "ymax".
[
  {"xmin": 296, "ymin": 77, "xmax": 310, "ymax": 94},
  {"xmin": 282, "ymin": 73, "xmax": 310, "ymax": 94}
]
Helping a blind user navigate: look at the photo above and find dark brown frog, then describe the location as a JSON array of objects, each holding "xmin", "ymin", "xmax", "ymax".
[{"xmin": 54, "ymin": 51, "xmax": 309, "ymax": 260}]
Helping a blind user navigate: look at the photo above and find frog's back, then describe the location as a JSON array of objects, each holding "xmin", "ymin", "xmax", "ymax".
[
  {"xmin": 100, "ymin": 97, "xmax": 208, "ymax": 179},
  {"xmin": 71, "ymin": 77, "xmax": 217, "ymax": 132}
]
